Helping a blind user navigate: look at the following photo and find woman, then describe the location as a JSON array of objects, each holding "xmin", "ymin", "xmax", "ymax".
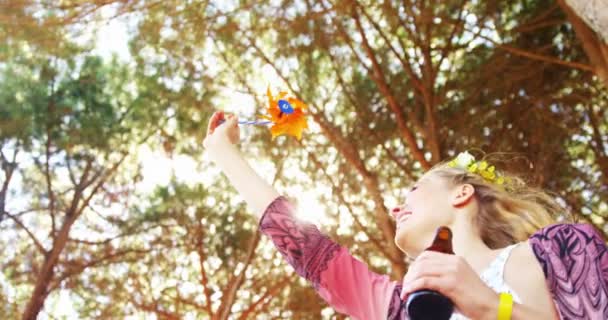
[{"xmin": 204, "ymin": 111, "xmax": 608, "ymax": 319}]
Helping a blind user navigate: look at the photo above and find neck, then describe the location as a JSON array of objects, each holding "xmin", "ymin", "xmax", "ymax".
[{"xmin": 450, "ymin": 217, "xmax": 496, "ymax": 273}]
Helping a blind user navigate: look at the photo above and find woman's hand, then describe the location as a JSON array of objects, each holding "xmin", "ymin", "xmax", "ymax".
[
  {"xmin": 400, "ymin": 251, "xmax": 498, "ymax": 320},
  {"xmin": 203, "ymin": 111, "xmax": 240, "ymax": 159}
]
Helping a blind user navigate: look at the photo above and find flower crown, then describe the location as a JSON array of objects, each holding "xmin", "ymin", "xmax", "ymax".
[{"xmin": 447, "ymin": 151, "xmax": 506, "ymax": 185}]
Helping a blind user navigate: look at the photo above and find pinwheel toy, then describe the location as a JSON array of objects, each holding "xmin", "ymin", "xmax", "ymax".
[{"xmin": 219, "ymin": 87, "xmax": 308, "ymax": 140}]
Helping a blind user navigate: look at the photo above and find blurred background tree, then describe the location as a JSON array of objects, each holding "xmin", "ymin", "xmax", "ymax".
[{"xmin": 1, "ymin": 0, "xmax": 606, "ymax": 319}]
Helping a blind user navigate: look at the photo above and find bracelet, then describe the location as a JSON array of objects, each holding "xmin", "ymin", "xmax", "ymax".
[{"xmin": 497, "ymin": 292, "xmax": 513, "ymax": 320}]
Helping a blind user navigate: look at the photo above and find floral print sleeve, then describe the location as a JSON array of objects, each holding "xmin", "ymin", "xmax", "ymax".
[
  {"xmin": 259, "ymin": 196, "xmax": 397, "ymax": 319},
  {"xmin": 529, "ymin": 223, "xmax": 608, "ymax": 319}
]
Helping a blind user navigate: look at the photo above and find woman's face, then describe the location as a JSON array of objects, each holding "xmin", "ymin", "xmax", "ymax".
[{"xmin": 392, "ymin": 173, "xmax": 457, "ymax": 256}]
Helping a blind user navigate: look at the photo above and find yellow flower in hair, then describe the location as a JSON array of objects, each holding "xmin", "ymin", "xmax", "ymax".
[
  {"xmin": 448, "ymin": 151, "xmax": 507, "ymax": 187},
  {"xmin": 480, "ymin": 170, "xmax": 496, "ymax": 181},
  {"xmin": 468, "ymin": 163, "xmax": 478, "ymax": 173},
  {"xmin": 477, "ymin": 161, "xmax": 497, "ymax": 181},
  {"xmin": 479, "ymin": 161, "xmax": 488, "ymax": 171}
]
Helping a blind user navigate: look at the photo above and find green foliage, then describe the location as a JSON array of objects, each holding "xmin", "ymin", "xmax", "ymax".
[{"xmin": 1, "ymin": 0, "xmax": 607, "ymax": 319}]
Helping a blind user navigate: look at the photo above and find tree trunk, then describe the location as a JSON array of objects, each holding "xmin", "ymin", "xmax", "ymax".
[
  {"xmin": 558, "ymin": 0, "xmax": 608, "ymax": 87},
  {"xmin": 21, "ymin": 214, "xmax": 78, "ymax": 320}
]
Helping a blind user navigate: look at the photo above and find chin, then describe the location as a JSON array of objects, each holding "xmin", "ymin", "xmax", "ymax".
[{"xmin": 394, "ymin": 226, "xmax": 425, "ymax": 256}]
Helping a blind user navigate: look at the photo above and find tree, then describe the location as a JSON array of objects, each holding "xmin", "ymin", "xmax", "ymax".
[
  {"xmin": 2, "ymin": 0, "xmax": 608, "ymax": 318},
  {"xmin": 0, "ymin": 52, "xmax": 179, "ymax": 319}
]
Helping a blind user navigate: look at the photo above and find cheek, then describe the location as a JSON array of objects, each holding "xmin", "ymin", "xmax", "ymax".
[
  {"xmin": 414, "ymin": 192, "xmax": 452, "ymax": 218},
  {"xmin": 404, "ymin": 213, "xmax": 437, "ymax": 232}
]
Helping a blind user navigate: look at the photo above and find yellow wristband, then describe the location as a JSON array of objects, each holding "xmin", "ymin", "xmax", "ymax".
[{"xmin": 497, "ymin": 292, "xmax": 513, "ymax": 320}]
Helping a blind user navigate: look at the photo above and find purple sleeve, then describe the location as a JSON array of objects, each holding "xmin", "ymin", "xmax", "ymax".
[
  {"xmin": 529, "ymin": 223, "xmax": 608, "ymax": 319},
  {"xmin": 259, "ymin": 196, "xmax": 398, "ymax": 319}
]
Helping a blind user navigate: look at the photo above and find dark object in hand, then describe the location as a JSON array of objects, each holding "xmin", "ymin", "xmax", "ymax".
[{"xmin": 406, "ymin": 226, "xmax": 455, "ymax": 320}]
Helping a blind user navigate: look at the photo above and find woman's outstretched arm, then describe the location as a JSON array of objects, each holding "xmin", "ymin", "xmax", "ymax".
[
  {"xmin": 204, "ymin": 111, "xmax": 396, "ymax": 319},
  {"xmin": 203, "ymin": 111, "xmax": 279, "ymax": 217}
]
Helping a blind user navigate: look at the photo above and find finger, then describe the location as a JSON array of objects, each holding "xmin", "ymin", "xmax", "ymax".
[
  {"xmin": 206, "ymin": 112, "xmax": 219, "ymax": 135},
  {"xmin": 401, "ymin": 275, "xmax": 446, "ymax": 300},
  {"xmin": 228, "ymin": 115, "xmax": 239, "ymax": 127},
  {"xmin": 404, "ymin": 263, "xmax": 447, "ymax": 282},
  {"xmin": 214, "ymin": 112, "xmax": 226, "ymax": 131},
  {"xmin": 401, "ymin": 252, "xmax": 457, "ymax": 289},
  {"xmin": 401, "ymin": 264, "xmax": 448, "ymax": 299},
  {"xmin": 407, "ymin": 252, "xmax": 452, "ymax": 277},
  {"xmin": 207, "ymin": 111, "xmax": 225, "ymax": 135},
  {"xmin": 413, "ymin": 252, "xmax": 457, "ymax": 270},
  {"xmin": 416, "ymin": 250, "xmax": 454, "ymax": 262}
]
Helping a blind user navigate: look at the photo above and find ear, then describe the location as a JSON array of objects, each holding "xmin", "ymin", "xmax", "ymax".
[{"xmin": 451, "ymin": 184, "xmax": 475, "ymax": 207}]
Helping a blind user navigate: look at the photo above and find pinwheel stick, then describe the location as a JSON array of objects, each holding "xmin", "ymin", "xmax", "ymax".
[
  {"xmin": 217, "ymin": 99, "xmax": 295, "ymax": 126},
  {"xmin": 218, "ymin": 119, "xmax": 272, "ymax": 125}
]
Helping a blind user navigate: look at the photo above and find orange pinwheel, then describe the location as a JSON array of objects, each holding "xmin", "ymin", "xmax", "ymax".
[{"xmin": 259, "ymin": 86, "xmax": 308, "ymax": 140}]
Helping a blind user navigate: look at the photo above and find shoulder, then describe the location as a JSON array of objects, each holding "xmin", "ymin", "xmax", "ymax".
[
  {"xmin": 526, "ymin": 223, "xmax": 608, "ymax": 277},
  {"xmin": 527, "ymin": 222, "xmax": 608, "ymax": 280},
  {"xmin": 526, "ymin": 223, "xmax": 608, "ymax": 318},
  {"xmin": 504, "ymin": 241, "xmax": 551, "ymax": 301}
]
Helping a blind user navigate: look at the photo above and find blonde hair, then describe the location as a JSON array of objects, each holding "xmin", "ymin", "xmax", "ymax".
[{"xmin": 427, "ymin": 157, "xmax": 565, "ymax": 248}]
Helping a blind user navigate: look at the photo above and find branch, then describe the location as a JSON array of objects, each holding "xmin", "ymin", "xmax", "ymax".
[
  {"xmin": 166, "ymin": 291, "xmax": 209, "ymax": 315},
  {"xmin": 350, "ymin": 4, "xmax": 432, "ymax": 169},
  {"xmin": 357, "ymin": 2, "xmax": 425, "ymax": 94},
  {"xmin": 51, "ymin": 248, "xmax": 152, "ymax": 291},
  {"xmin": 5, "ymin": 211, "xmax": 47, "ymax": 255},
  {"xmin": 398, "ymin": 0, "xmax": 426, "ymax": 50},
  {"xmin": 317, "ymin": 0, "xmax": 377, "ymax": 79},
  {"xmin": 376, "ymin": 136, "xmax": 416, "ymax": 181},
  {"xmin": 464, "ymin": 25, "xmax": 594, "ymax": 72},
  {"xmin": 67, "ymin": 220, "xmax": 176, "ymax": 246},
  {"xmin": 65, "ymin": 157, "xmax": 94, "ymax": 218},
  {"xmin": 195, "ymin": 219, "xmax": 214, "ymax": 316},
  {"xmin": 75, "ymin": 151, "xmax": 129, "ymax": 219},
  {"xmin": 237, "ymin": 274, "xmax": 293, "ymax": 320},
  {"xmin": 45, "ymin": 130, "xmax": 56, "ymax": 239},
  {"xmin": 0, "ymin": 144, "xmax": 18, "ymax": 223},
  {"xmin": 130, "ymin": 299, "xmax": 181, "ymax": 320},
  {"xmin": 218, "ymin": 232, "xmax": 261, "ymax": 320},
  {"xmin": 326, "ymin": 51, "xmax": 416, "ymax": 180}
]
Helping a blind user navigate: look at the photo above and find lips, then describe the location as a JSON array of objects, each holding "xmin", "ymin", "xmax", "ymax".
[{"xmin": 396, "ymin": 212, "xmax": 412, "ymax": 226}]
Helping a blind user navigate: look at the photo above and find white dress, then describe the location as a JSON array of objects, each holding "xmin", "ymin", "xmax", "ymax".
[{"xmin": 450, "ymin": 244, "xmax": 523, "ymax": 320}]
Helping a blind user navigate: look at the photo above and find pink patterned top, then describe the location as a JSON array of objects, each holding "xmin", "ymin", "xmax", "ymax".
[{"xmin": 259, "ymin": 196, "xmax": 608, "ymax": 319}]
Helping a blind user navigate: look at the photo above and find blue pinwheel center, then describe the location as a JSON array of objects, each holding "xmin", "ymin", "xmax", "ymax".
[{"xmin": 277, "ymin": 99, "xmax": 294, "ymax": 114}]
